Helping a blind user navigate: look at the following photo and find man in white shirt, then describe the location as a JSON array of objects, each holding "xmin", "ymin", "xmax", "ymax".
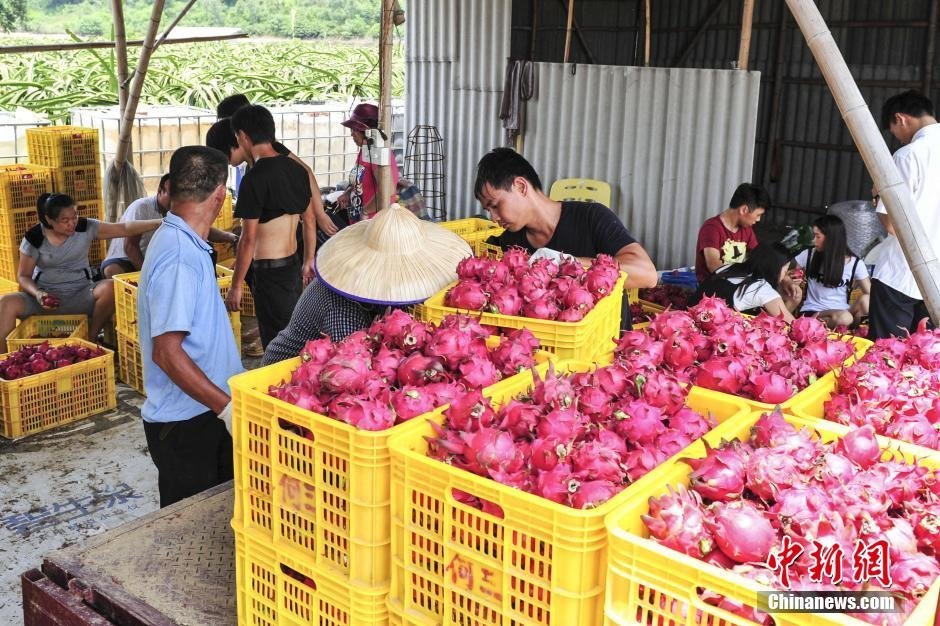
[
  {"xmin": 870, "ymin": 91, "xmax": 940, "ymax": 339},
  {"xmin": 101, "ymin": 173, "xmax": 239, "ymax": 278},
  {"xmin": 101, "ymin": 174, "xmax": 170, "ymax": 278}
]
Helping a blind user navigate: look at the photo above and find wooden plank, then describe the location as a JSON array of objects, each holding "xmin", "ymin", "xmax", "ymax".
[
  {"xmin": 21, "ymin": 568, "xmax": 113, "ymax": 626},
  {"xmin": 738, "ymin": 0, "xmax": 756, "ymax": 70},
  {"xmin": 0, "ymin": 33, "xmax": 247, "ymax": 55}
]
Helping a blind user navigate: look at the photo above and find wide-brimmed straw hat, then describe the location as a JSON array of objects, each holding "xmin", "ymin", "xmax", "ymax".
[{"xmin": 315, "ymin": 203, "xmax": 472, "ymax": 305}]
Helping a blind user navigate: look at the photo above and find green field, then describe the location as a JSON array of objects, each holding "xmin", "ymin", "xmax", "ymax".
[{"xmin": 0, "ymin": 37, "xmax": 405, "ymax": 121}]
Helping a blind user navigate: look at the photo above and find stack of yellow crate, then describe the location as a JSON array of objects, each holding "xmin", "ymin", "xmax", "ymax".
[
  {"xmin": 0, "ymin": 164, "xmax": 55, "ymax": 281},
  {"xmin": 26, "ymin": 126, "xmax": 106, "ymax": 268},
  {"xmin": 112, "ymin": 267, "xmax": 241, "ymax": 395}
]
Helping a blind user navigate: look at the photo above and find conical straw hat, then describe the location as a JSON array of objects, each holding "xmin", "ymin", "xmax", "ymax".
[{"xmin": 316, "ymin": 203, "xmax": 472, "ymax": 305}]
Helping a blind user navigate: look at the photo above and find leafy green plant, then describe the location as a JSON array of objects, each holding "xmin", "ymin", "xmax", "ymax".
[{"xmin": 0, "ymin": 39, "xmax": 404, "ymax": 121}]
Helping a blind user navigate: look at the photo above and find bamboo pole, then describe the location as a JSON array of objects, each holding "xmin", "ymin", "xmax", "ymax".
[
  {"xmin": 119, "ymin": 0, "xmax": 198, "ymax": 89},
  {"xmin": 644, "ymin": 0, "xmax": 651, "ymax": 66},
  {"xmin": 377, "ymin": 0, "xmax": 394, "ymax": 212},
  {"xmin": 114, "ymin": 0, "xmax": 164, "ymax": 168},
  {"xmin": 784, "ymin": 0, "xmax": 940, "ymax": 324},
  {"xmin": 563, "ymin": 0, "xmax": 575, "ymax": 63},
  {"xmin": 738, "ymin": 0, "xmax": 755, "ymax": 70},
  {"xmin": 111, "ymin": 0, "xmax": 129, "ymax": 115}
]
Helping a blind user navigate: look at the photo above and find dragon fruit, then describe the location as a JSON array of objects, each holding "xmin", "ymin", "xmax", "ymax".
[
  {"xmin": 446, "ymin": 280, "xmax": 488, "ymax": 310},
  {"xmin": 705, "ymin": 500, "xmax": 775, "ymax": 564},
  {"xmin": 683, "ymin": 441, "xmax": 747, "ymax": 502},
  {"xmin": 642, "ymin": 485, "xmax": 714, "ymax": 558}
]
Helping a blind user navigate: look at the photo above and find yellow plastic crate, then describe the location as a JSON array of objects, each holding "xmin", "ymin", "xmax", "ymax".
[
  {"xmin": 26, "ymin": 126, "xmax": 99, "ymax": 169},
  {"xmin": 51, "ymin": 164, "xmax": 101, "ymax": 202},
  {"xmin": 385, "ymin": 360, "xmax": 751, "ymax": 626},
  {"xmin": 0, "ymin": 164, "xmax": 54, "ymax": 212},
  {"xmin": 217, "ymin": 257, "xmax": 255, "ymax": 316},
  {"xmin": 6, "ymin": 314, "xmax": 88, "ymax": 349},
  {"xmin": 233, "ymin": 522, "xmax": 388, "ymax": 626},
  {"xmin": 229, "ymin": 340, "xmax": 554, "ymax": 588},
  {"xmin": 212, "ymin": 191, "xmax": 234, "ymax": 231},
  {"xmin": 438, "ymin": 217, "xmax": 501, "ymax": 236},
  {"xmin": 603, "ymin": 411, "xmax": 940, "ymax": 626},
  {"xmin": 0, "ymin": 242, "xmax": 17, "ymax": 282},
  {"xmin": 419, "ymin": 274, "xmax": 626, "ymax": 361},
  {"xmin": 0, "ymin": 338, "xmax": 115, "ymax": 439},
  {"xmin": 116, "ymin": 330, "xmax": 144, "ymax": 395},
  {"xmin": 637, "ymin": 299, "xmax": 665, "ymax": 313},
  {"xmin": 0, "ymin": 277, "xmax": 18, "ymax": 295},
  {"xmin": 113, "ymin": 267, "xmax": 235, "ymax": 338},
  {"xmin": 439, "ymin": 217, "xmax": 505, "ymax": 257}
]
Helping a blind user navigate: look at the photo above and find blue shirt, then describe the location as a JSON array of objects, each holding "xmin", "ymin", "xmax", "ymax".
[{"xmin": 138, "ymin": 212, "xmax": 244, "ymax": 423}]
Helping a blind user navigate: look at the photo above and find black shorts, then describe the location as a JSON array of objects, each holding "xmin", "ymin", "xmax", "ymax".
[
  {"xmin": 143, "ymin": 410, "xmax": 233, "ymax": 508},
  {"xmin": 868, "ymin": 279, "xmax": 931, "ymax": 339}
]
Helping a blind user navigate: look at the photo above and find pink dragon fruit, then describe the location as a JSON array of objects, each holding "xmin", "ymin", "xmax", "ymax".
[
  {"xmin": 397, "ymin": 353, "xmax": 446, "ymax": 387},
  {"xmin": 570, "ymin": 440, "xmax": 624, "ymax": 482},
  {"xmin": 523, "ymin": 296, "xmax": 561, "ymax": 320},
  {"xmin": 535, "ymin": 464, "xmax": 575, "ymax": 504},
  {"xmin": 749, "ymin": 371, "xmax": 795, "ymax": 404},
  {"xmin": 613, "ymin": 400, "xmax": 667, "ymax": 444},
  {"xmin": 569, "ymin": 479, "xmax": 619, "ymax": 509},
  {"xmin": 446, "ymin": 280, "xmax": 488, "ymax": 310},
  {"xmin": 642, "ymin": 485, "xmax": 714, "ymax": 558},
  {"xmin": 329, "ymin": 394, "xmax": 395, "ymax": 431},
  {"xmin": 487, "ymin": 285, "xmax": 524, "ymax": 315},
  {"xmin": 318, "ymin": 355, "xmax": 373, "ymax": 394},
  {"xmin": 705, "ymin": 500, "xmax": 775, "ymax": 564},
  {"xmin": 389, "ymin": 387, "xmax": 437, "ymax": 421},
  {"xmin": 457, "ymin": 355, "xmax": 502, "ymax": 389},
  {"xmin": 789, "ymin": 315, "xmax": 829, "ymax": 345},
  {"xmin": 834, "ymin": 425, "xmax": 881, "ymax": 469},
  {"xmin": 745, "ymin": 447, "xmax": 802, "ymax": 500},
  {"xmin": 683, "ymin": 441, "xmax": 747, "ymax": 502}
]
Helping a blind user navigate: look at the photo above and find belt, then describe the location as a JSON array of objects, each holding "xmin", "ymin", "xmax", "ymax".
[{"xmin": 252, "ymin": 256, "xmax": 297, "ymax": 270}]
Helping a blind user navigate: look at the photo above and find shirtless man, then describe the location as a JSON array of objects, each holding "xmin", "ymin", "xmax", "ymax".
[{"xmin": 224, "ymin": 105, "xmax": 314, "ymax": 348}]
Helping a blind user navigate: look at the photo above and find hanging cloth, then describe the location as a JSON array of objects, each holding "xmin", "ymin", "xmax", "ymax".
[{"xmin": 499, "ymin": 59, "xmax": 538, "ymax": 146}]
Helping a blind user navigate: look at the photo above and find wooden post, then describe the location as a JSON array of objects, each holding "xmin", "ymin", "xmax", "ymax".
[
  {"xmin": 563, "ymin": 0, "xmax": 575, "ymax": 63},
  {"xmin": 784, "ymin": 0, "xmax": 940, "ymax": 324},
  {"xmin": 644, "ymin": 0, "xmax": 651, "ymax": 66},
  {"xmin": 738, "ymin": 0, "xmax": 755, "ymax": 70},
  {"xmin": 377, "ymin": 0, "xmax": 394, "ymax": 212},
  {"xmin": 925, "ymin": 0, "xmax": 938, "ymax": 96}
]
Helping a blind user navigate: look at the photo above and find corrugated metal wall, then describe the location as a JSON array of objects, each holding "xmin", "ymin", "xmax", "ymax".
[
  {"xmin": 407, "ymin": 0, "xmax": 762, "ymax": 268},
  {"xmin": 525, "ymin": 65, "xmax": 760, "ymax": 268},
  {"xmin": 509, "ymin": 0, "xmax": 940, "ymax": 229},
  {"xmin": 406, "ymin": 0, "xmax": 509, "ymax": 218}
]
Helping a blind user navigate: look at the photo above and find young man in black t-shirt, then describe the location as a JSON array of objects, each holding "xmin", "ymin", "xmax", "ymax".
[
  {"xmin": 224, "ymin": 105, "xmax": 314, "ymax": 348},
  {"xmin": 475, "ymin": 147, "xmax": 658, "ymax": 328}
]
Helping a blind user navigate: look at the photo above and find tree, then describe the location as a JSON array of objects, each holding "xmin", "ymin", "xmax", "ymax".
[{"xmin": 0, "ymin": 0, "xmax": 26, "ymax": 31}]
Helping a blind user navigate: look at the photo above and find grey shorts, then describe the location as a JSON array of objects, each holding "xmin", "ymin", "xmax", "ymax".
[{"xmin": 15, "ymin": 283, "xmax": 98, "ymax": 318}]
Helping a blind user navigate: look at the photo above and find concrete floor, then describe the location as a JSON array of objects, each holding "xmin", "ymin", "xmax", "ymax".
[{"xmin": 0, "ymin": 332, "xmax": 262, "ymax": 624}]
